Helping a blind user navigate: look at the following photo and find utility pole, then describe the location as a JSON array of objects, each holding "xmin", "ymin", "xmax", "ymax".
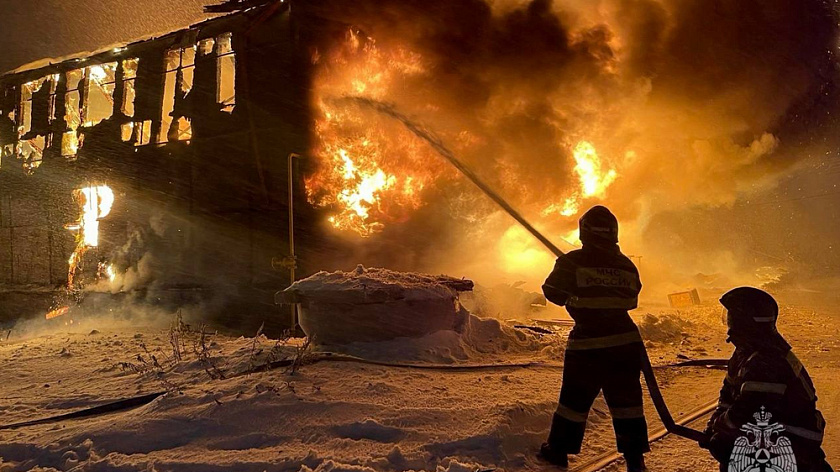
[{"xmin": 272, "ymin": 152, "xmax": 302, "ymax": 332}]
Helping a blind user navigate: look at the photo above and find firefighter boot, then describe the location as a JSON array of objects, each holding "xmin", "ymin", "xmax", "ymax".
[
  {"xmin": 539, "ymin": 443, "xmax": 568, "ymax": 468},
  {"xmin": 624, "ymin": 454, "xmax": 646, "ymax": 472}
]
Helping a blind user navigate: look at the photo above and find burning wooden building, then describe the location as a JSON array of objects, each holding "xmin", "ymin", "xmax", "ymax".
[
  {"xmin": 0, "ymin": 1, "xmax": 346, "ymax": 332},
  {"xmin": 0, "ymin": 0, "xmax": 667, "ymax": 333}
]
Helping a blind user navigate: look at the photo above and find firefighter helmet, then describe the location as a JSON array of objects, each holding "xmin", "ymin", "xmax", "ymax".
[
  {"xmin": 579, "ymin": 205, "xmax": 619, "ymax": 244},
  {"xmin": 720, "ymin": 286, "xmax": 779, "ymax": 334}
]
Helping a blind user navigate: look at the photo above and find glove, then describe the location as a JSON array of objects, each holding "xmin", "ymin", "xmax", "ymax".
[
  {"xmin": 706, "ymin": 433, "xmax": 732, "ymax": 463},
  {"xmin": 697, "ymin": 426, "xmax": 713, "ymax": 450}
]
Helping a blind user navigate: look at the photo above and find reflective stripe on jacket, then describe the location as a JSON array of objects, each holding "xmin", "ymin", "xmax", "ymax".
[
  {"xmin": 706, "ymin": 345, "xmax": 828, "ymax": 464},
  {"xmin": 542, "ymin": 245, "xmax": 642, "ymax": 340}
]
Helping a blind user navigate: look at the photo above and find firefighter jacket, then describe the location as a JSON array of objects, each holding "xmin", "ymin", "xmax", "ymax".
[
  {"xmin": 705, "ymin": 341, "xmax": 829, "ymax": 468},
  {"xmin": 542, "ymin": 244, "xmax": 642, "ymax": 345}
]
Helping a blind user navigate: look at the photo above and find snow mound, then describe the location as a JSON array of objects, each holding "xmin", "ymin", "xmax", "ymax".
[
  {"xmin": 322, "ymin": 312, "xmax": 560, "ymax": 364},
  {"xmin": 285, "ymin": 266, "xmax": 474, "ymax": 345},
  {"xmin": 286, "ymin": 265, "xmax": 473, "ymax": 303}
]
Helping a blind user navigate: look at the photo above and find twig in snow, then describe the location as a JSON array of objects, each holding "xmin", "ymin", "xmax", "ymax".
[
  {"xmin": 194, "ymin": 323, "xmax": 226, "ymax": 380},
  {"xmin": 285, "ymin": 335, "xmax": 313, "ymax": 376},
  {"xmin": 246, "ymin": 321, "xmax": 265, "ymax": 376}
]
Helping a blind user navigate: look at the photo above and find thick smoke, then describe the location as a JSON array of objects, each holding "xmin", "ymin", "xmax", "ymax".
[{"xmin": 306, "ymin": 0, "xmax": 839, "ymax": 299}]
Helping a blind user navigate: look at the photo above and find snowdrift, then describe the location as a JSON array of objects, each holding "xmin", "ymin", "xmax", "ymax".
[
  {"xmin": 330, "ymin": 312, "xmax": 561, "ymax": 364},
  {"xmin": 283, "ymin": 265, "xmax": 474, "ymax": 345},
  {"xmin": 282, "ymin": 266, "xmax": 560, "ymax": 363}
]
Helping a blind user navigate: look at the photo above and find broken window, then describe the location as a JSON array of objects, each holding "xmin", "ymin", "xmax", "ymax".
[
  {"xmin": 61, "ymin": 63, "xmax": 116, "ymax": 156},
  {"xmin": 63, "ymin": 69, "xmax": 83, "ymax": 156},
  {"xmin": 19, "ymin": 78, "xmax": 46, "ymax": 137},
  {"xmin": 83, "ymin": 62, "xmax": 117, "ymax": 127},
  {"xmin": 18, "ymin": 77, "xmax": 49, "ymax": 172},
  {"xmin": 216, "ymin": 33, "xmax": 236, "ymax": 113},
  {"xmin": 136, "ymin": 120, "xmax": 153, "ymax": 146},
  {"xmin": 199, "ymin": 38, "xmax": 215, "ymax": 56},
  {"xmin": 17, "ymin": 136, "xmax": 45, "ymax": 173},
  {"xmin": 160, "ymin": 45, "xmax": 195, "ymax": 143},
  {"xmin": 121, "ymin": 58, "xmax": 138, "ymax": 117},
  {"xmin": 120, "ymin": 58, "xmax": 139, "ymax": 143},
  {"xmin": 120, "ymin": 122, "xmax": 134, "ymax": 142},
  {"xmin": 47, "ymin": 73, "xmax": 59, "ymax": 125}
]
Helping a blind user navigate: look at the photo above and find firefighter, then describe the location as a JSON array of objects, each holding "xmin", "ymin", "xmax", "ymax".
[
  {"xmin": 539, "ymin": 205, "xmax": 648, "ymax": 471},
  {"xmin": 701, "ymin": 287, "xmax": 833, "ymax": 472}
]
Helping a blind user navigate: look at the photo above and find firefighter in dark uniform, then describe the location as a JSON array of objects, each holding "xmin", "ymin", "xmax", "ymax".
[
  {"xmin": 539, "ymin": 206, "xmax": 648, "ymax": 471},
  {"xmin": 702, "ymin": 287, "xmax": 833, "ymax": 472}
]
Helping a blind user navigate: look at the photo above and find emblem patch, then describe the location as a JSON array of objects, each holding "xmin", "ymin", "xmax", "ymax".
[{"xmin": 728, "ymin": 407, "xmax": 797, "ymax": 472}]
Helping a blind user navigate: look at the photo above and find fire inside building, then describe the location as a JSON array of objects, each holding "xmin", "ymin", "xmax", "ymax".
[{"xmin": 0, "ymin": 1, "xmax": 347, "ymax": 333}]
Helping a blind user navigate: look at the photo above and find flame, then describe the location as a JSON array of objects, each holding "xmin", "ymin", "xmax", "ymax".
[
  {"xmin": 542, "ymin": 197, "xmax": 581, "ymax": 218},
  {"xmin": 572, "ymin": 141, "xmax": 618, "ymax": 198},
  {"xmin": 305, "ymin": 29, "xmax": 443, "ymax": 237},
  {"xmin": 307, "ymin": 29, "xmax": 622, "ymax": 242},
  {"xmin": 543, "ymin": 141, "xmax": 618, "ymax": 220},
  {"xmin": 64, "ymin": 185, "xmax": 114, "ymax": 288},
  {"xmin": 45, "ymin": 306, "xmax": 70, "ymax": 320},
  {"xmin": 97, "ymin": 261, "xmax": 117, "ymax": 282}
]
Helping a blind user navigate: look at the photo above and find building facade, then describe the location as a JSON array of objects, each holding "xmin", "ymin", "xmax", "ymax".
[{"xmin": 0, "ymin": 2, "xmax": 333, "ymax": 333}]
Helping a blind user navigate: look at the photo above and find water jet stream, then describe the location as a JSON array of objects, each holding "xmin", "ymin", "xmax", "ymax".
[{"xmin": 332, "ymin": 95, "xmax": 710, "ymax": 443}]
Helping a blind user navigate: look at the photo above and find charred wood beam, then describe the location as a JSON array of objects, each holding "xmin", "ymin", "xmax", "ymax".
[{"xmin": 50, "ymin": 74, "xmax": 68, "ymax": 158}]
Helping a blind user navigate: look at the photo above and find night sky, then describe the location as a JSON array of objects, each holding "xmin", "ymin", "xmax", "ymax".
[{"xmin": 0, "ymin": 0, "xmax": 217, "ymax": 74}]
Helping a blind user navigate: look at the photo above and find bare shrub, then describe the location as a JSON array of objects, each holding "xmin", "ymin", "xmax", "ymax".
[
  {"xmin": 193, "ymin": 323, "xmax": 225, "ymax": 380},
  {"xmin": 246, "ymin": 322, "xmax": 265, "ymax": 376},
  {"xmin": 286, "ymin": 335, "xmax": 313, "ymax": 376}
]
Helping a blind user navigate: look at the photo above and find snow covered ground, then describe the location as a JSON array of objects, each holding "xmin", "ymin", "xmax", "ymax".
[{"xmin": 0, "ymin": 302, "xmax": 837, "ymax": 471}]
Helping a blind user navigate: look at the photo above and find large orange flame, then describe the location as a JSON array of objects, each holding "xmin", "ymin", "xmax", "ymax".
[
  {"xmin": 308, "ymin": 30, "xmax": 621, "ymax": 241},
  {"xmin": 542, "ymin": 140, "xmax": 618, "ymax": 219},
  {"xmin": 64, "ymin": 185, "xmax": 114, "ymax": 289},
  {"xmin": 49, "ymin": 185, "xmax": 114, "ymax": 319},
  {"xmin": 305, "ymin": 30, "xmax": 443, "ymax": 237}
]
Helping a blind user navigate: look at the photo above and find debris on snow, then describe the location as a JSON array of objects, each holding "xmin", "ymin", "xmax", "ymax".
[{"xmin": 637, "ymin": 313, "xmax": 692, "ymax": 344}]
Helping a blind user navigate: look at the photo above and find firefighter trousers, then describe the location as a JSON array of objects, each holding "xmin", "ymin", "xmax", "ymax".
[{"xmin": 547, "ymin": 340, "xmax": 650, "ymax": 455}]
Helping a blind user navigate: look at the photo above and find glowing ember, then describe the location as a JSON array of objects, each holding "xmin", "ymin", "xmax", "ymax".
[
  {"xmin": 305, "ymin": 29, "xmax": 443, "ymax": 237},
  {"xmin": 45, "ymin": 306, "xmax": 69, "ymax": 320}
]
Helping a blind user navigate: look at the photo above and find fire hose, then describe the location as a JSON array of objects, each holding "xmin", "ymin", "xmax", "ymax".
[
  {"xmin": 342, "ymin": 96, "xmax": 713, "ymax": 443},
  {"xmin": 0, "ymin": 356, "xmax": 722, "ymax": 431}
]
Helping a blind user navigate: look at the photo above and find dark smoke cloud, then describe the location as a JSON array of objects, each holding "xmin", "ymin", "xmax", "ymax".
[{"xmin": 305, "ymin": 0, "xmax": 840, "ymax": 295}]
